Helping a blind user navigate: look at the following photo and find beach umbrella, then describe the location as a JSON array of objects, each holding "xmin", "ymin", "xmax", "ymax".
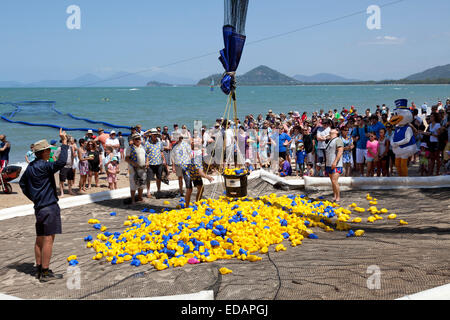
[{"xmin": 219, "ymin": 0, "xmax": 249, "ymax": 96}]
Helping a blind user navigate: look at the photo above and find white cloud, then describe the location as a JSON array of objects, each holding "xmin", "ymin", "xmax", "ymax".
[{"xmin": 359, "ymin": 35, "xmax": 406, "ymax": 46}]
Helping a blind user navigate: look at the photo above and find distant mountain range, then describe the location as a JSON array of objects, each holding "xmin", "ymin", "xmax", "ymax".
[
  {"xmin": 198, "ymin": 64, "xmax": 450, "ymax": 86},
  {"xmin": 197, "ymin": 66, "xmax": 360, "ymax": 86},
  {"xmin": 404, "ymin": 64, "xmax": 450, "ymax": 81},
  {"xmin": 2, "ymin": 64, "xmax": 450, "ymax": 88},
  {"xmin": 292, "ymin": 73, "xmax": 360, "ymax": 83},
  {"xmin": 0, "ymin": 72, "xmax": 196, "ymax": 88}
]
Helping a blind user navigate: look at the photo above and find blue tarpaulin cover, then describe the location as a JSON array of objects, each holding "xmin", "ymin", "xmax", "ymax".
[{"xmin": 219, "ymin": 0, "xmax": 249, "ymax": 95}]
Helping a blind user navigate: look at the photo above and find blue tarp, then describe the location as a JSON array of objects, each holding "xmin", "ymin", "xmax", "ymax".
[{"xmin": 219, "ymin": 0, "xmax": 249, "ymax": 95}]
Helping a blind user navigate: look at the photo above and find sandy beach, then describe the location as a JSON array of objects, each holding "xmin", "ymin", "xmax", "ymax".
[
  {"xmin": 1, "ymin": 158, "xmax": 433, "ymax": 210},
  {"xmin": 1, "ymin": 161, "xmax": 180, "ymax": 210}
]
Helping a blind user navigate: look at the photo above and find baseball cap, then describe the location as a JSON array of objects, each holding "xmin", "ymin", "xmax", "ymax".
[
  {"xmin": 50, "ymin": 139, "xmax": 57, "ymax": 145},
  {"xmin": 110, "ymin": 130, "xmax": 116, "ymax": 135}
]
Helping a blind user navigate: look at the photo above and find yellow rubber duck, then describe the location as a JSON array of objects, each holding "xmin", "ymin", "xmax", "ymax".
[
  {"xmin": 219, "ymin": 267, "xmax": 233, "ymax": 275},
  {"xmin": 355, "ymin": 230, "xmax": 365, "ymax": 237}
]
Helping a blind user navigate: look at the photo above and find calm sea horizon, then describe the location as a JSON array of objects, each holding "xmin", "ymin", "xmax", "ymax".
[{"xmin": 1, "ymin": 84, "xmax": 449, "ymax": 164}]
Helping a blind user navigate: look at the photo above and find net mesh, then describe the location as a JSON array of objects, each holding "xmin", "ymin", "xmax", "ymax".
[
  {"xmin": 224, "ymin": 0, "xmax": 249, "ymax": 35},
  {"xmin": 0, "ymin": 178, "xmax": 449, "ymax": 300}
]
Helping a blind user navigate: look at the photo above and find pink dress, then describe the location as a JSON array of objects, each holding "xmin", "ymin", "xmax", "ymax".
[
  {"xmin": 366, "ymin": 140, "xmax": 379, "ymax": 159},
  {"xmin": 107, "ymin": 163, "xmax": 118, "ymax": 183}
]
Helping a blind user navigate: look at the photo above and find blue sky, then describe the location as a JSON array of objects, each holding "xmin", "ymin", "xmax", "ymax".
[{"xmin": 1, "ymin": 0, "xmax": 449, "ymax": 82}]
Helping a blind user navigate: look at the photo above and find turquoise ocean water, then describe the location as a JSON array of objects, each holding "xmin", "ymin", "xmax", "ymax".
[{"xmin": 1, "ymin": 85, "xmax": 449, "ymax": 165}]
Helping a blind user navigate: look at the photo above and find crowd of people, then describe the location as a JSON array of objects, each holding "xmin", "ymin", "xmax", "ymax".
[
  {"xmin": 10, "ymin": 99, "xmax": 449, "ymax": 283},
  {"xmin": 2, "ymin": 98, "xmax": 450, "ymax": 200}
]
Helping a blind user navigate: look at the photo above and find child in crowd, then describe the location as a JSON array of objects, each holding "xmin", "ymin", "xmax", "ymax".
[
  {"xmin": 295, "ymin": 141, "xmax": 306, "ymax": 177},
  {"xmin": 418, "ymin": 143, "xmax": 430, "ymax": 176},
  {"xmin": 107, "ymin": 156, "xmax": 120, "ymax": 190},
  {"xmin": 118, "ymin": 132, "xmax": 125, "ymax": 161},
  {"xmin": 445, "ymin": 142, "xmax": 450, "ymax": 175},
  {"xmin": 279, "ymin": 157, "xmax": 292, "ymax": 177},
  {"xmin": 103, "ymin": 146, "xmax": 114, "ymax": 172},
  {"xmin": 303, "ymin": 162, "xmax": 315, "ymax": 177},
  {"xmin": 366, "ymin": 132, "xmax": 379, "ymax": 177},
  {"xmin": 244, "ymin": 159, "xmax": 254, "ymax": 172}
]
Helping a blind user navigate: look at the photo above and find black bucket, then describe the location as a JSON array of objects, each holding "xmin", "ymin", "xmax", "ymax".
[{"xmin": 222, "ymin": 173, "xmax": 248, "ymax": 198}]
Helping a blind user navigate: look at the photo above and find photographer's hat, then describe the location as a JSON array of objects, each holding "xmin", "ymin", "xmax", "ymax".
[{"xmin": 33, "ymin": 139, "xmax": 51, "ymax": 153}]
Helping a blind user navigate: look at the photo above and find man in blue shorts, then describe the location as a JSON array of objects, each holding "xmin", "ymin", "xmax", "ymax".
[
  {"xmin": 19, "ymin": 128, "xmax": 68, "ymax": 282},
  {"xmin": 325, "ymin": 129, "xmax": 344, "ymax": 202}
]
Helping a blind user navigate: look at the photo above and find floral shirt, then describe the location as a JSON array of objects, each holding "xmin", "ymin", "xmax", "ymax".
[
  {"xmin": 182, "ymin": 159, "xmax": 203, "ymax": 180},
  {"xmin": 144, "ymin": 140, "xmax": 163, "ymax": 165}
]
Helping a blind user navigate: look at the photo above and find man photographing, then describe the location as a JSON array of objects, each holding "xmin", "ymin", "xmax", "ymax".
[{"xmin": 19, "ymin": 128, "xmax": 69, "ymax": 282}]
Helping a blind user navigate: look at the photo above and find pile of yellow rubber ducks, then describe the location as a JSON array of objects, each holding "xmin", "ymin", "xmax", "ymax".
[
  {"xmin": 223, "ymin": 168, "xmax": 248, "ymax": 176},
  {"xmin": 81, "ymin": 192, "xmax": 408, "ymax": 271}
]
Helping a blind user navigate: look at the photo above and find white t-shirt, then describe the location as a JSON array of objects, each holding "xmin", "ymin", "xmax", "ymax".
[
  {"xmin": 325, "ymin": 137, "xmax": 344, "ymax": 167},
  {"xmin": 317, "ymin": 126, "xmax": 331, "ymax": 150},
  {"xmin": 429, "ymin": 123, "xmax": 441, "ymax": 143},
  {"xmin": 106, "ymin": 137, "xmax": 120, "ymax": 157},
  {"xmin": 55, "ymin": 146, "xmax": 73, "ymax": 168},
  {"xmin": 225, "ymin": 128, "xmax": 234, "ymax": 147}
]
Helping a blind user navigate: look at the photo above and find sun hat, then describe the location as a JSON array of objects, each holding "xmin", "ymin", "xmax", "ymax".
[
  {"xmin": 87, "ymin": 130, "xmax": 93, "ymax": 134},
  {"xmin": 112, "ymin": 156, "xmax": 118, "ymax": 161},
  {"xmin": 33, "ymin": 139, "xmax": 51, "ymax": 153},
  {"xmin": 98, "ymin": 128, "xmax": 104, "ymax": 132},
  {"xmin": 131, "ymin": 133, "xmax": 141, "ymax": 140},
  {"xmin": 293, "ymin": 111, "xmax": 300, "ymax": 118},
  {"xmin": 420, "ymin": 143, "xmax": 428, "ymax": 148},
  {"xmin": 150, "ymin": 128, "xmax": 158, "ymax": 134}
]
